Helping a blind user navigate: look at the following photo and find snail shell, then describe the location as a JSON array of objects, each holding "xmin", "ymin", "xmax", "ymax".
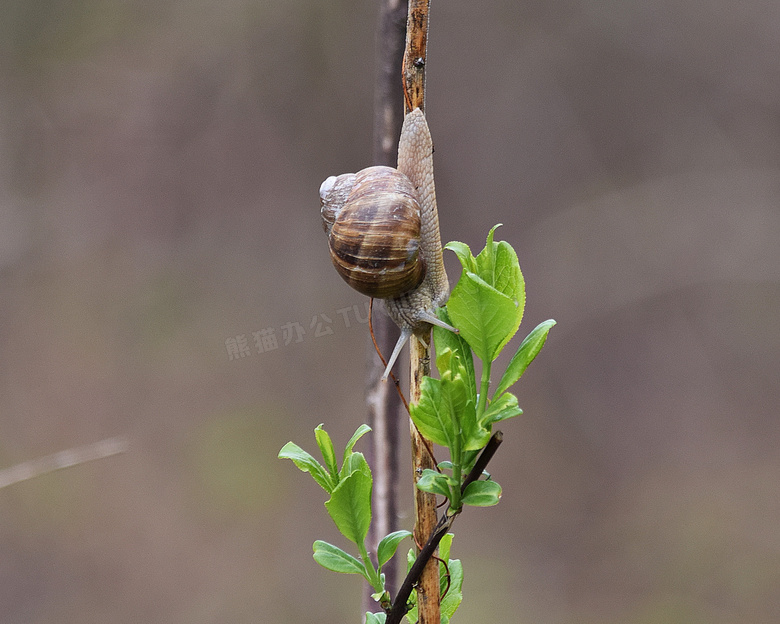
[
  {"xmin": 320, "ymin": 166, "xmax": 425, "ymax": 299},
  {"xmin": 320, "ymin": 109, "xmax": 457, "ymax": 380}
]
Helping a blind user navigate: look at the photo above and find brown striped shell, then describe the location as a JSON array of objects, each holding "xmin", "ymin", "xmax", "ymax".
[{"xmin": 320, "ymin": 165, "xmax": 425, "ymax": 299}]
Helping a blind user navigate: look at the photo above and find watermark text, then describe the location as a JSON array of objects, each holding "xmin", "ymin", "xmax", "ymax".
[{"xmin": 225, "ymin": 301, "xmax": 371, "ymax": 361}]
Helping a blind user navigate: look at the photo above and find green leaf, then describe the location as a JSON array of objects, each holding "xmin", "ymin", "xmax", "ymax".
[
  {"xmin": 325, "ymin": 466, "xmax": 372, "ymax": 545},
  {"xmin": 482, "ymin": 392, "xmax": 523, "ymax": 427},
  {"xmin": 365, "ymin": 612, "xmax": 386, "ymax": 624},
  {"xmin": 446, "ymin": 271, "xmax": 519, "ymax": 362},
  {"xmin": 313, "ymin": 540, "xmax": 367, "ymax": 577},
  {"xmin": 447, "ymin": 226, "xmax": 526, "ymax": 362},
  {"xmin": 494, "ymin": 319, "xmax": 556, "ymax": 397},
  {"xmin": 342, "ymin": 450, "xmax": 371, "ymax": 481},
  {"xmin": 434, "ymin": 308, "xmax": 476, "ymax": 399},
  {"xmin": 472, "ymin": 224, "xmax": 501, "ymax": 284},
  {"xmin": 410, "ymin": 377, "xmax": 457, "ymax": 448},
  {"xmin": 314, "ymin": 424, "xmax": 339, "ymax": 481},
  {"xmin": 459, "ymin": 393, "xmax": 489, "ymax": 452},
  {"xmin": 440, "ymin": 366, "xmax": 470, "ymax": 434},
  {"xmin": 278, "ymin": 441, "xmax": 334, "ymax": 493},
  {"xmin": 377, "ymin": 530, "xmax": 412, "ymax": 569},
  {"xmin": 461, "ymin": 479, "xmax": 502, "ymax": 507},
  {"xmin": 371, "ymin": 579, "xmax": 388, "ymax": 604},
  {"xmin": 416, "ymin": 469, "xmax": 453, "ymax": 498},
  {"xmin": 475, "ymin": 227, "xmax": 524, "ymax": 305},
  {"xmin": 403, "ymin": 547, "xmax": 419, "ymax": 621},
  {"xmin": 343, "ymin": 450, "xmax": 368, "ymax": 475},
  {"xmin": 406, "ymin": 547, "xmax": 416, "ymax": 572},
  {"xmin": 435, "ymin": 533, "xmax": 463, "ymax": 622},
  {"xmin": 444, "ymin": 240, "xmax": 477, "ymax": 272},
  {"xmin": 474, "ymin": 226, "xmax": 525, "ymax": 354},
  {"xmin": 440, "ymin": 556, "xmax": 463, "ymax": 621},
  {"xmin": 438, "ymin": 532, "xmax": 454, "ymax": 562},
  {"xmin": 343, "ymin": 424, "xmax": 372, "ymax": 465}
]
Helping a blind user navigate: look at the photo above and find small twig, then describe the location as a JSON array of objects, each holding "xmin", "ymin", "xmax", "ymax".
[
  {"xmin": 385, "ymin": 431, "xmax": 504, "ymax": 624},
  {"xmin": 0, "ymin": 437, "xmax": 129, "ymax": 489}
]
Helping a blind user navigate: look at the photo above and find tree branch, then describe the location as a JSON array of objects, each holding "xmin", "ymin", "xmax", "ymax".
[
  {"xmin": 402, "ymin": 0, "xmax": 431, "ymax": 113},
  {"xmin": 386, "ymin": 432, "xmax": 505, "ymax": 624},
  {"xmin": 403, "ymin": 2, "xmax": 438, "ymax": 622}
]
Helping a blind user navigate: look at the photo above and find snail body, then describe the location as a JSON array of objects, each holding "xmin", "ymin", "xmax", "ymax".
[{"xmin": 319, "ymin": 108, "xmax": 457, "ymax": 380}]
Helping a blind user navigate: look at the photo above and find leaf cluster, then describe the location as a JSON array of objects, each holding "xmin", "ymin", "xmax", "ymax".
[
  {"xmin": 279, "ymin": 425, "xmax": 410, "ymax": 608},
  {"xmin": 410, "ymin": 225, "xmax": 556, "ymax": 512}
]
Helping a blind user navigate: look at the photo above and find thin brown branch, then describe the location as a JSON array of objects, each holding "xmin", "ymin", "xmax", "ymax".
[
  {"xmin": 402, "ymin": 0, "xmax": 431, "ymax": 113},
  {"xmin": 403, "ymin": 2, "xmax": 439, "ymax": 623}
]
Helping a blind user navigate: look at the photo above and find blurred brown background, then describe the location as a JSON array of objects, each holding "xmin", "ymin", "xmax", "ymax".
[{"xmin": 1, "ymin": 1, "xmax": 779, "ymax": 622}]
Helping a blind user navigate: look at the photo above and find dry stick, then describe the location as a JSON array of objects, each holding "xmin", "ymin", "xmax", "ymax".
[
  {"xmin": 0, "ymin": 437, "xmax": 128, "ymax": 489},
  {"xmin": 402, "ymin": 0, "xmax": 431, "ymax": 113},
  {"xmin": 402, "ymin": 2, "xmax": 440, "ymax": 623},
  {"xmin": 363, "ymin": 0, "xmax": 409, "ymax": 613}
]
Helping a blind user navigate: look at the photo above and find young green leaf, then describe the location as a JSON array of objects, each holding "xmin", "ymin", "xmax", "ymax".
[
  {"xmin": 313, "ymin": 540, "xmax": 367, "ymax": 577},
  {"xmin": 446, "ymin": 271, "xmax": 519, "ymax": 362},
  {"xmin": 491, "ymin": 239, "xmax": 525, "ymax": 352},
  {"xmin": 474, "ymin": 226, "xmax": 525, "ymax": 354},
  {"xmin": 410, "ymin": 377, "xmax": 457, "ymax": 448},
  {"xmin": 278, "ymin": 441, "xmax": 334, "ymax": 493},
  {"xmin": 482, "ymin": 392, "xmax": 523, "ymax": 427},
  {"xmin": 376, "ymin": 530, "xmax": 412, "ymax": 569},
  {"xmin": 459, "ymin": 392, "xmax": 488, "ymax": 452},
  {"xmin": 461, "ymin": 479, "xmax": 502, "ymax": 507},
  {"xmin": 343, "ymin": 424, "xmax": 372, "ymax": 466},
  {"xmin": 446, "ymin": 225, "xmax": 527, "ymax": 361},
  {"xmin": 440, "ymin": 556, "xmax": 464, "ymax": 621},
  {"xmin": 444, "ymin": 240, "xmax": 477, "ymax": 273},
  {"xmin": 438, "ymin": 534, "xmax": 464, "ymax": 622},
  {"xmin": 325, "ymin": 467, "xmax": 372, "ymax": 545},
  {"xmin": 438, "ymin": 532, "xmax": 454, "ymax": 562},
  {"xmin": 440, "ymin": 366, "xmax": 470, "ymax": 432},
  {"xmin": 364, "ymin": 612, "xmax": 386, "ymax": 624},
  {"xmin": 314, "ymin": 424, "xmax": 339, "ymax": 481},
  {"xmin": 475, "ymin": 227, "xmax": 524, "ymax": 309},
  {"xmin": 472, "ymin": 224, "xmax": 501, "ymax": 285},
  {"xmin": 341, "ymin": 450, "xmax": 371, "ymax": 481},
  {"xmin": 416, "ymin": 469, "xmax": 453, "ymax": 498},
  {"xmin": 494, "ymin": 319, "xmax": 556, "ymax": 397},
  {"xmin": 434, "ymin": 308, "xmax": 476, "ymax": 399}
]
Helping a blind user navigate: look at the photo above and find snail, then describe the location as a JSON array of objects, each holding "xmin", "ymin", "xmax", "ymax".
[{"xmin": 320, "ymin": 108, "xmax": 457, "ymax": 380}]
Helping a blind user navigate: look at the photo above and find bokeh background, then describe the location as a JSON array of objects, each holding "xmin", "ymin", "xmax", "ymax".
[{"xmin": 1, "ymin": 1, "xmax": 779, "ymax": 622}]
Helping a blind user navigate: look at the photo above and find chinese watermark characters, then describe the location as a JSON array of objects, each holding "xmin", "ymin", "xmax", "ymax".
[{"xmin": 225, "ymin": 301, "xmax": 371, "ymax": 361}]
